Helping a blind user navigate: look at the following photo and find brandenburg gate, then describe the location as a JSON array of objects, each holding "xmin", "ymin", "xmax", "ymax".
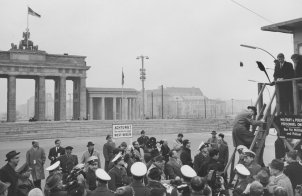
[{"xmin": 0, "ymin": 30, "xmax": 90, "ymax": 122}]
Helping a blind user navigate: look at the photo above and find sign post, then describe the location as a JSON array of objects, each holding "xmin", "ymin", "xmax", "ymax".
[{"xmin": 112, "ymin": 124, "xmax": 133, "ymax": 144}]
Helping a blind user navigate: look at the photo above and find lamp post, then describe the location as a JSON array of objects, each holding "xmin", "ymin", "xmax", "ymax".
[
  {"xmin": 240, "ymin": 44, "xmax": 276, "ymax": 60},
  {"xmin": 136, "ymin": 55, "xmax": 149, "ymax": 119},
  {"xmin": 176, "ymin": 97, "xmax": 179, "ymax": 119}
]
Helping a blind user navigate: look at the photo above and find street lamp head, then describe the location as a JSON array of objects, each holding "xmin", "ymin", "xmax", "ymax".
[
  {"xmin": 146, "ymin": 56, "xmax": 149, "ymax": 59},
  {"xmin": 136, "ymin": 57, "xmax": 140, "ymax": 60},
  {"xmin": 240, "ymin": 44, "xmax": 257, "ymax": 49}
]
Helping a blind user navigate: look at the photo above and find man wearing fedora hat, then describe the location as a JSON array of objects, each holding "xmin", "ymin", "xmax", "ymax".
[
  {"xmin": 81, "ymin": 141, "xmax": 101, "ymax": 168},
  {"xmin": 0, "ymin": 150, "xmax": 20, "ymax": 196}
]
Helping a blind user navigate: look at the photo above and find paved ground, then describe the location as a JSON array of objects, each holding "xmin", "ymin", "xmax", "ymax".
[{"xmin": 0, "ymin": 130, "xmax": 278, "ymax": 189}]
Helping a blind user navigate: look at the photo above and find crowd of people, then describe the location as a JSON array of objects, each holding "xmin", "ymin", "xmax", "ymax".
[{"xmin": 0, "ymin": 127, "xmax": 301, "ymax": 196}]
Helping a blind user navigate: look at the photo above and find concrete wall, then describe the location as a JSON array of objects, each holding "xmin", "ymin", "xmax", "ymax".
[{"xmin": 0, "ymin": 119, "xmax": 233, "ymax": 142}]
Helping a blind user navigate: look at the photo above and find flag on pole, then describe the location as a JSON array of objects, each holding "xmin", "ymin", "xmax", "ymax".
[
  {"xmin": 122, "ymin": 69, "xmax": 124, "ymax": 86},
  {"xmin": 28, "ymin": 7, "xmax": 41, "ymax": 18}
]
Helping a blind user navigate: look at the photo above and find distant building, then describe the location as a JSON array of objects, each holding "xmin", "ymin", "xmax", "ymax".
[{"xmin": 145, "ymin": 87, "xmax": 251, "ymax": 119}]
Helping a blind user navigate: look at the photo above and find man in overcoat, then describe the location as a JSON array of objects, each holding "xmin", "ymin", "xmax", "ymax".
[
  {"xmin": 103, "ymin": 135, "xmax": 116, "ymax": 172},
  {"xmin": 26, "ymin": 140, "xmax": 46, "ymax": 189},
  {"xmin": 232, "ymin": 106, "xmax": 263, "ymax": 148}
]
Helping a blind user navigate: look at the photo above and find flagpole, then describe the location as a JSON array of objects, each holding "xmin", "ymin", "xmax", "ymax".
[
  {"xmin": 26, "ymin": 6, "xmax": 29, "ymax": 49},
  {"xmin": 121, "ymin": 67, "xmax": 124, "ymax": 120}
]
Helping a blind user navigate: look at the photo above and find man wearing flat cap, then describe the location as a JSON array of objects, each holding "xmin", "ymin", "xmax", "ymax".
[
  {"xmin": 108, "ymin": 153, "xmax": 130, "ymax": 191},
  {"xmin": 268, "ymin": 159, "xmax": 293, "ymax": 196},
  {"xmin": 57, "ymin": 146, "xmax": 78, "ymax": 183},
  {"xmin": 126, "ymin": 162, "xmax": 151, "ymax": 196},
  {"xmin": 232, "ymin": 106, "xmax": 264, "ymax": 148},
  {"xmin": 87, "ymin": 168, "xmax": 114, "ymax": 196},
  {"xmin": 103, "ymin": 134, "xmax": 116, "ymax": 172},
  {"xmin": 81, "ymin": 141, "xmax": 101, "ymax": 168},
  {"xmin": 273, "ymin": 53, "xmax": 294, "ymax": 115},
  {"xmin": 0, "ymin": 150, "xmax": 20, "ymax": 196}
]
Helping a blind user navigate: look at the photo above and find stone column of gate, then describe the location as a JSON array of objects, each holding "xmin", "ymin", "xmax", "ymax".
[
  {"xmin": 101, "ymin": 97, "xmax": 105, "ymax": 120},
  {"xmin": 79, "ymin": 77, "xmax": 87, "ymax": 120},
  {"xmin": 7, "ymin": 75, "xmax": 16, "ymax": 122},
  {"xmin": 133, "ymin": 98, "xmax": 137, "ymax": 120},
  {"xmin": 113, "ymin": 97, "xmax": 117, "ymax": 120},
  {"xmin": 124, "ymin": 97, "xmax": 128, "ymax": 120},
  {"xmin": 54, "ymin": 77, "xmax": 66, "ymax": 121},
  {"xmin": 128, "ymin": 98, "xmax": 132, "ymax": 120},
  {"xmin": 34, "ymin": 76, "xmax": 46, "ymax": 121},
  {"xmin": 89, "ymin": 97, "xmax": 93, "ymax": 120}
]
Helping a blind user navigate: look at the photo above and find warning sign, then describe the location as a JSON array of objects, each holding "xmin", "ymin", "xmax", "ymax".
[
  {"xmin": 277, "ymin": 115, "xmax": 302, "ymax": 139},
  {"xmin": 112, "ymin": 124, "xmax": 133, "ymax": 138}
]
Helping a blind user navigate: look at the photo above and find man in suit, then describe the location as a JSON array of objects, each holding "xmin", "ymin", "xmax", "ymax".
[
  {"xmin": 57, "ymin": 146, "xmax": 78, "ymax": 183},
  {"xmin": 103, "ymin": 135, "xmax": 116, "ymax": 172},
  {"xmin": 274, "ymin": 53, "xmax": 295, "ymax": 114},
  {"xmin": 165, "ymin": 150, "xmax": 182, "ymax": 179},
  {"xmin": 137, "ymin": 130, "xmax": 149, "ymax": 150},
  {"xmin": 180, "ymin": 139, "xmax": 193, "ymax": 167},
  {"xmin": 48, "ymin": 139, "xmax": 65, "ymax": 165}
]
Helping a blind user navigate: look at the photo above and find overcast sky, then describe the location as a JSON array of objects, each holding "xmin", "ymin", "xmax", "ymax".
[{"xmin": 0, "ymin": 0, "xmax": 301, "ymax": 113}]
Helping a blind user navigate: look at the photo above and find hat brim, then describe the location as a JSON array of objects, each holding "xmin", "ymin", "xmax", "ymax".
[{"xmin": 5, "ymin": 152, "xmax": 20, "ymax": 161}]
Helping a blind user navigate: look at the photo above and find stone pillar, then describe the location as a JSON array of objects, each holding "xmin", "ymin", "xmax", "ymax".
[
  {"xmin": 7, "ymin": 75, "xmax": 16, "ymax": 122},
  {"xmin": 54, "ymin": 77, "xmax": 66, "ymax": 121},
  {"xmin": 89, "ymin": 97, "xmax": 93, "ymax": 120},
  {"xmin": 101, "ymin": 97, "xmax": 105, "ymax": 120},
  {"xmin": 35, "ymin": 76, "xmax": 45, "ymax": 121},
  {"xmin": 129, "ymin": 98, "xmax": 132, "ymax": 120},
  {"xmin": 124, "ymin": 98, "xmax": 128, "ymax": 120},
  {"xmin": 79, "ymin": 77, "xmax": 87, "ymax": 119},
  {"xmin": 113, "ymin": 97, "xmax": 116, "ymax": 120},
  {"xmin": 73, "ymin": 77, "xmax": 87, "ymax": 120}
]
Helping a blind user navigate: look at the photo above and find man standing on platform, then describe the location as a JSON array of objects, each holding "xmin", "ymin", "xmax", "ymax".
[
  {"xmin": 26, "ymin": 140, "xmax": 46, "ymax": 189},
  {"xmin": 232, "ymin": 106, "xmax": 264, "ymax": 148},
  {"xmin": 273, "ymin": 53, "xmax": 294, "ymax": 115},
  {"xmin": 48, "ymin": 139, "xmax": 65, "ymax": 165},
  {"xmin": 103, "ymin": 135, "xmax": 116, "ymax": 172}
]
